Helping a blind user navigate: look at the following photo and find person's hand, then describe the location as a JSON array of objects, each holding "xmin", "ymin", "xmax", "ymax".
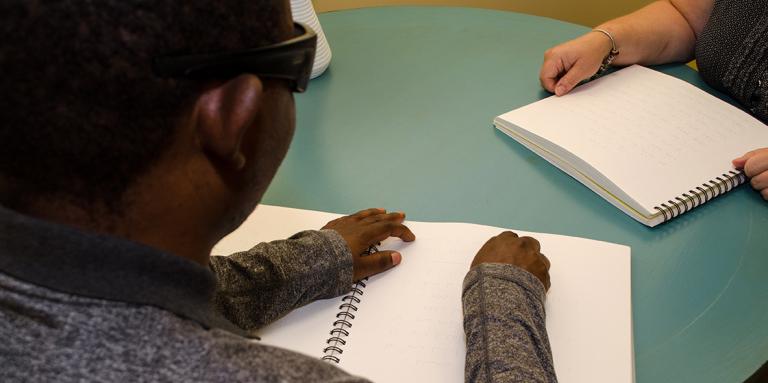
[
  {"xmin": 733, "ymin": 148, "xmax": 768, "ymax": 200},
  {"xmin": 540, "ymin": 31, "xmax": 614, "ymax": 96},
  {"xmin": 471, "ymin": 231, "xmax": 551, "ymax": 291},
  {"xmin": 322, "ymin": 208, "xmax": 416, "ymax": 281}
]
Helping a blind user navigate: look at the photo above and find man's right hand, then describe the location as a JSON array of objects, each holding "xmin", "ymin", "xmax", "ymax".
[{"xmin": 471, "ymin": 232, "xmax": 551, "ymax": 291}]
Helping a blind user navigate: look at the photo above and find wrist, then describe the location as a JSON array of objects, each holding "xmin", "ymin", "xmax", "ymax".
[
  {"xmin": 583, "ymin": 28, "xmax": 613, "ymax": 57},
  {"xmin": 319, "ymin": 229, "xmax": 355, "ymax": 277},
  {"xmin": 592, "ymin": 28, "xmax": 619, "ymax": 54},
  {"xmin": 589, "ymin": 28, "xmax": 620, "ymax": 78},
  {"xmin": 464, "ymin": 263, "xmax": 548, "ymax": 301}
]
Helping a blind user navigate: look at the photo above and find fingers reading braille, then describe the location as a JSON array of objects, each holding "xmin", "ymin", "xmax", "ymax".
[
  {"xmin": 324, "ymin": 208, "xmax": 416, "ymax": 281},
  {"xmin": 369, "ymin": 221, "xmax": 416, "ymax": 243},
  {"xmin": 470, "ymin": 231, "xmax": 551, "ymax": 292},
  {"xmin": 541, "ymin": 253, "xmax": 551, "ymax": 270},
  {"xmin": 519, "ymin": 236, "xmax": 541, "ymax": 252},
  {"xmin": 361, "ymin": 211, "xmax": 405, "ymax": 224},
  {"xmin": 353, "ymin": 208, "xmax": 386, "ymax": 219}
]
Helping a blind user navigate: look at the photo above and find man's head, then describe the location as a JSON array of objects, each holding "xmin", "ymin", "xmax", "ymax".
[{"xmin": 0, "ymin": 1, "xmax": 304, "ymax": 260}]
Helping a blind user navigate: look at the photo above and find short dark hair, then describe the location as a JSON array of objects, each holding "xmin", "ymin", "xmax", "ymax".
[{"xmin": 0, "ymin": 1, "xmax": 285, "ymax": 211}]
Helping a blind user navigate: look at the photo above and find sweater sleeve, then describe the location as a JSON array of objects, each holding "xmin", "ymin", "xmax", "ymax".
[
  {"xmin": 462, "ymin": 263, "xmax": 557, "ymax": 383},
  {"xmin": 209, "ymin": 229, "xmax": 353, "ymax": 331}
]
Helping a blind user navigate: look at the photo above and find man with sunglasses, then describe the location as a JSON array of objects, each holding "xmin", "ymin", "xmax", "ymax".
[{"xmin": 0, "ymin": 1, "xmax": 555, "ymax": 382}]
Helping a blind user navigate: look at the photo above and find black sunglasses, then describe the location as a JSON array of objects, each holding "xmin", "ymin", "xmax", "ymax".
[{"xmin": 153, "ymin": 22, "xmax": 317, "ymax": 92}]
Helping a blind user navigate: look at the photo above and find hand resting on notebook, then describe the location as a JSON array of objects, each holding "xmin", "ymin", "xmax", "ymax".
[
  {"xmin": 471, "ymin": 231, "xmax": 551, "ymax": 290},
  {"xmin": 538, "ymin": 0, "xmax": 768, "ymax": 212},
  {"xmin": 322, "ymin": 208, "xmax": 416, "ymax": 281},
  {"xmin": 538, "ymin": 1, "xmax": 712, "ymax": 97},
  {"xmin": 463, "ymin": 231, "xmax": 557, "ymax": 381},
  {"xmin": 733, "ymin": 148, "xmax": 768, "ymax": 200}
]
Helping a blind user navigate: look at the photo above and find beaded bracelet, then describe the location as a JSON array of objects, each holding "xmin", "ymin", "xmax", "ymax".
[{"xmin": 590, "ymin": 28, "xmax": 620, "ymax": 79}]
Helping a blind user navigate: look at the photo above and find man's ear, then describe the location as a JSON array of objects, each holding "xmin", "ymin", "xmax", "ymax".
[{"xmin": 193, "ymin": 74, "xmax": 264, "ymax": 170}]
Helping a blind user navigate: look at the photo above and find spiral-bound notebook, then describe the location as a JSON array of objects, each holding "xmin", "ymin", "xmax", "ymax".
[
  {"xmin": 494, "ymin": 65, "xmax": 768, "ymax": 227},
  {"xmin": 213, "ymin": 205, "xmax": 633, "ymax": 382}
]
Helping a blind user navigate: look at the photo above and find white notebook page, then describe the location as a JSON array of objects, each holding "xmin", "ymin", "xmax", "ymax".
[
  {"xmin": 496, "ymin": 65, "xmax": 768, "ymax": 213},
  {"xmin": 213, "ymin": 205, "xmax": 633, "ymax": 383}
]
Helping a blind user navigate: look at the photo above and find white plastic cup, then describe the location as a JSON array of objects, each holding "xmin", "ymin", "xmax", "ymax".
[{"xmin": 291, "ymin": 0, "xmax": 332, "ymax": 79}]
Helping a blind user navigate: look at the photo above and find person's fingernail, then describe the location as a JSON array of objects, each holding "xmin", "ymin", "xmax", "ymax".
[
  {"xmin": 391, "ymin": 252, "xmax": 402, "ymax": 266},
  {"xmin": 555, "ymin": 85, "xmax": 565, "ymax": 96}
]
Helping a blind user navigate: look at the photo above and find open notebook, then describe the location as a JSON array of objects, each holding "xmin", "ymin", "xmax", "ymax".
[
  {"xmin": 495, "ymin": 65, "xmax": 768, "ymax": 227},
  {"xmin": 213, "ymin": 205, "xmax": 633, "ymax": 382}
]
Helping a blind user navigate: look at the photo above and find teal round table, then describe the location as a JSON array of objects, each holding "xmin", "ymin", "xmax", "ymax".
[{"xmin": 263, "ymin": 6, "xmax": 768, "ymax": 382}]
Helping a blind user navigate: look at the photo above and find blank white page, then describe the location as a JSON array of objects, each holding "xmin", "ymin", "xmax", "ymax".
[
  {"xmin": 213, "ymin": 205, "xmax": 633, "ymax": 383},
  {"xmin": 496, "ymin": 65, "xmax": 768, "ymax": 213}
]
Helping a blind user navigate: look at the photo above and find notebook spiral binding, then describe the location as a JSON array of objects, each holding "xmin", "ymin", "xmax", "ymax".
[
  {"xmin": 321, "ymin": 245, "xmax": 378, "ymax": 364},
  {"xmin": 321, "ymin": 278, "xmax": 367, "ymax": 363},
  {"xmin": 653, "ymin": 170, "xmax": 746, "ymax": 222}
]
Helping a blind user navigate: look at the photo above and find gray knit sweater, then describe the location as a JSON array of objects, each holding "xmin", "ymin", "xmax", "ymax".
[
  {"xmin": 0, "ymin": 205, "xmax": 556, "ymax": 382},
  {"xmin": 696, "ymin": 0, "xmax": 768, "ymax": 123}
]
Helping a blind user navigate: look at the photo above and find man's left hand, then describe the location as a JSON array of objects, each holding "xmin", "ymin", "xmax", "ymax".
[{"xmin": 322, "ymin": 208, "xmax": 416, "ymax": 281}]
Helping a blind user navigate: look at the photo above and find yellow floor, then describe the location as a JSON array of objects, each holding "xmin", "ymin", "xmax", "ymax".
[
  {"xmin": 315, "ymin": 1, "xmax": 698, "ymax": 70},
  {"xmin": 315, "ymin": 0, "xmax": 653, "ymax": 27}
]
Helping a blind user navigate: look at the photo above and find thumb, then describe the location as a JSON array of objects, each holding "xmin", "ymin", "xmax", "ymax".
[
  {"xmin": 732, "ymin": 150, "xmax": 758, "ymax": 169},
  {"xmin": 353, "ymin": 251, "xmax": 402, "ymax": 281},
  {"xmin": 554, "ymin": 59, "xmax": 597, "ymax": 96}
]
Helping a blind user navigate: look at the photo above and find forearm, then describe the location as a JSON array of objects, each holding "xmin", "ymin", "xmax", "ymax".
[
  {"xmin": 462, "ymin": 264, "xmax": 556, "ymax": 383},
  {"xmin": 209, "ymin": 229, "xmax": 353, "ymax": 331},
  {"xmin": 598, "ymin": 0, "xmax": 713, "ymax": 65}
]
